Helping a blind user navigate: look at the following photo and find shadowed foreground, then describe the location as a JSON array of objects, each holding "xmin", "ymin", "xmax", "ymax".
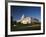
[{"xmin": 11, "ymin": 23, "xmax": 41, "ymax": 31}]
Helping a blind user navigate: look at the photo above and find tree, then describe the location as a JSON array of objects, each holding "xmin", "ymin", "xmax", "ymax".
[{"xmin": 34, "ymin": 18, "xmax": 39, "ymax": 22}]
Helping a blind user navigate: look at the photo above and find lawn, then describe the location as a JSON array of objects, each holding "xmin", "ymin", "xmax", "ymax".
[{"xmin": 11, "ymin": 21, "xmax": 41, "ymax": 31}]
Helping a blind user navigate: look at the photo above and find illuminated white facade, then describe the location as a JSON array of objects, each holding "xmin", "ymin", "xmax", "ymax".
[
  {"xmin": 21, "ymin": 17, "xmax": 31, "ymax": 24},
  {"xmin": 16, "ymin": 14, "xmax": 39, "ymax": 24},
  {"xmin": 17, "ymin": 14, "xmax": 31, "ymax": 24}
]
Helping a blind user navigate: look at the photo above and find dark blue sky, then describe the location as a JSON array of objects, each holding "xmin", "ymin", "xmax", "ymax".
[{"xmin": 11, "ymin": 6, "xmax": 41, "ymax": 21}]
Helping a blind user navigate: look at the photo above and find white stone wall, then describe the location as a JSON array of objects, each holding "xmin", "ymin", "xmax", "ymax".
[{"xmin": 21, "ymin": 17, "xmax": 31, "ymax": 24}]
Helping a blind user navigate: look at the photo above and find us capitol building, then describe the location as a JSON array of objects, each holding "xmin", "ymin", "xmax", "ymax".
[{"xmin": 16, "ymin": 14, "xmax": 39, "ymax": 24}]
